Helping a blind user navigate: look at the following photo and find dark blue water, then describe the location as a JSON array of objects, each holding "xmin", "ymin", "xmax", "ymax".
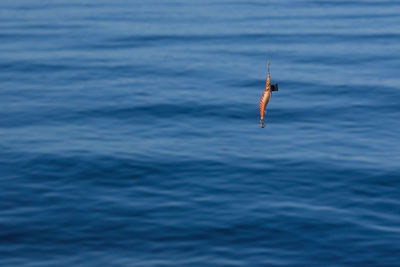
[{"xmin": 1, "ymin": 0, "xmax": 400, "ymax": 266}]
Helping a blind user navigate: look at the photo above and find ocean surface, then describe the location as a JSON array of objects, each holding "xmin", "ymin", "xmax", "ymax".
[{"xmin": 1, "ymin": 0, "xmax": 400, "ymax": 266}]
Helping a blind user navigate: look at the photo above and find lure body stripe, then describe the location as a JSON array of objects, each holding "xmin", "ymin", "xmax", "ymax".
[{"xmin": 259, "ymin": 74, "xmax": 271, "ymax": 120}]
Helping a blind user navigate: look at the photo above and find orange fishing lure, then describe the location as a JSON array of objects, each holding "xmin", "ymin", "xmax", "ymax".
[{"xmin": 259, "ymin": 60, "xmax": 278, "ymax": 128}]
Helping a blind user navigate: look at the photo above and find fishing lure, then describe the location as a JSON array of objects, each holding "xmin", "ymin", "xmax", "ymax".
[{"xmin": 259, "ymin": 60, "xmax": 278, "ymax": 128}]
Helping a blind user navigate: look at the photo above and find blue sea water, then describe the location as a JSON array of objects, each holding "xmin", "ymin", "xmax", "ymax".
[{"xmin": 1, "ymin": 0, "xmax": 400, "ymax": 266}]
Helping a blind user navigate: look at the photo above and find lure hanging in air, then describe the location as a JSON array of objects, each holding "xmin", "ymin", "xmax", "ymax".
[{"xmin": 259, "ymin": 59, "xmax": 278, "ymax": 128}]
